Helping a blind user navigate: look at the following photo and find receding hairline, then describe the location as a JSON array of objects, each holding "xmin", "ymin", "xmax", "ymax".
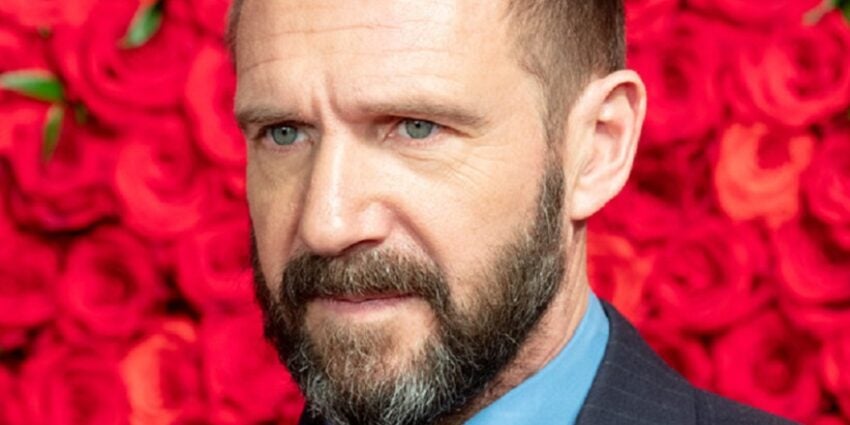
[
  {"xmin": 226, "ymin": 0, "xmax": 624, "ymax": 72},
  {"xmin": 226, "ymin": 0, "xmax": 625, "ymax": 144}
]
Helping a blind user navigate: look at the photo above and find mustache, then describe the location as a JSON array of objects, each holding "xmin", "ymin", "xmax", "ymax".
[{"xmin": 280, "ymin": 250, "xmax": 451, "ymax": 313}]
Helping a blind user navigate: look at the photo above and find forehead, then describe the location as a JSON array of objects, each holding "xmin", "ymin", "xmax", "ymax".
[{"xmin": 234, "ymin": 0, "xmax": 523, "ymax": 113}]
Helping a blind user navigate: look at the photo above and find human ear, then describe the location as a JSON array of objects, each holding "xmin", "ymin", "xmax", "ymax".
[{"xmin": 566, "ymin": 70, "xmax": 647, "ymax": 220}]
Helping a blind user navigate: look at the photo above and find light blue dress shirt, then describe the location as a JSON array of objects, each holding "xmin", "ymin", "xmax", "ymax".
[{"xmin": 465, "ymin": 292, "xmax": 610, "ymax": 425}]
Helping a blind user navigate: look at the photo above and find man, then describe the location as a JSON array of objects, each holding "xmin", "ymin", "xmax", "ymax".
[{"xmin": 230, "ymin": 0, "xmax": 798, "ymax": 424}]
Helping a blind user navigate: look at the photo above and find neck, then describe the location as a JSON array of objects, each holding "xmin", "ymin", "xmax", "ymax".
[{"xmin": 439, "ymin": 226, "xmax": 591, "ymax": 424}]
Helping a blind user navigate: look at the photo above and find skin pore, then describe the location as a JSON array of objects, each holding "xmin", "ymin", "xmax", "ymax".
[{"xmin": 235, "ymin": 0, "xmax": 645, "ymax": 423}]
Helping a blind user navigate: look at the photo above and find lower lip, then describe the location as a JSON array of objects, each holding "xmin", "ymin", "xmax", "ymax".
[{"xmin": 311, "ymin": 295, "xmax": 415, "ymax": 316}]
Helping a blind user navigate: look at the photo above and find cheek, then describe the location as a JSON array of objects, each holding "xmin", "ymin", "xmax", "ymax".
[
  {"xmin": 246, "ymin": 152, "xmax": 306, "ymax": 285},
  {"xmin": 395, "ymin": 147, "xmax": 546, "ymax": 302}
]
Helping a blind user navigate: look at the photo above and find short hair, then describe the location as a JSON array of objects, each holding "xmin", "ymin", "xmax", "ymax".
[
  {"xmin": 226, "ymin": 0, "xmax": 625, "ymax": 143},
  {"xmin": 505, "ymin": 0, "xmax": 625, "ymax": 144}
]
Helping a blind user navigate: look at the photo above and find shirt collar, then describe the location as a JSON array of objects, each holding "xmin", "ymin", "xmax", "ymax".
[{"xmin": 465, "ymin": 291, "xmax": 610, "ymax": 425}]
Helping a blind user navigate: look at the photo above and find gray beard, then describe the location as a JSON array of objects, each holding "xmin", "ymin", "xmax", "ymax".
[{"xmin": 252, "ymin": 161, "xmax": 566, "ymax": 425}]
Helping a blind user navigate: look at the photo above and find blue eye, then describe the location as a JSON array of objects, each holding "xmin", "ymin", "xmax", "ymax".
[
  {"xmin": 400, "ymin": 120, "xmax": 438, "ymax": 140},
  {"xmin": 267, "ymin": 125, "xmax": 302, "ymax": 146}
]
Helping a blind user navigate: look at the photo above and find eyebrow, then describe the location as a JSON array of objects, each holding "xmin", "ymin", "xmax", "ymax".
[
  {"xmin": 234, "ymin": 99, "xmax": 490, "ymax": 132},
  {"xmin": 234, "ymin": 106, "xmax": 304, "ymax": 131},
  {"xmin": 360, "ymin": 100, "xmax": 491, "ymax": 130}
]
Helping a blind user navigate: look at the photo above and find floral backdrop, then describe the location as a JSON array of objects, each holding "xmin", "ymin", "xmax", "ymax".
[{"xmin": 0, "ymin": 0, "xmax": 849, "ymax": 423}]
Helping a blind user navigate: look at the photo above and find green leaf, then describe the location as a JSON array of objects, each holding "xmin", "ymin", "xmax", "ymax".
[
  {"xmin": 121, "ymin": 1, "xmax": 164, "ymax": 49},
  {"xmin": 42, "ymin": 104, "xmax": 65, "ymax": 163},
  {"xmin": 0, "ymin": 70, "xmax": 64, "ymax": 103},
  {"xmin": 72, "ymin": 103, "xmax": 89, "ymax": 125},
  {"xmin": 833, "ymin": 0, "xmax": 850, "ymax": 20}
]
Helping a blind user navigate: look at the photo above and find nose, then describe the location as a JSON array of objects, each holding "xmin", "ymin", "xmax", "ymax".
[{"xmin": 297, "ymin": 133, "xmax": 393, "ymax": 257}]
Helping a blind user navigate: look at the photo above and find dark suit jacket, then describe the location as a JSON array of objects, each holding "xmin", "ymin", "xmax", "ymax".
[
  {"xmin": 575, "ymin": 301, "xmax": 797, "ymax": 425},
  {"xmin": 299, "ymin": 301, "xmax": 799, "ymax": 425}
]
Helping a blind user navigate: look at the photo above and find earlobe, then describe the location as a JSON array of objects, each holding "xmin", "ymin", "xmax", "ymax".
[{"xmin": 569, "ymin": 70, "xmax": 647, "ymax": 221}]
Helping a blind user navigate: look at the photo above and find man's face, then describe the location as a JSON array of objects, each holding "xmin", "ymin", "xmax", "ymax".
[{"xmin": 236, "ymin": 0, "xmax": 566, "ymax": 423}]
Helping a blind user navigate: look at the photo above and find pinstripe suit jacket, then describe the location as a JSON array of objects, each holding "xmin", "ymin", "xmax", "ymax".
[
  {"xmin": 298, "ymin": 301, "xmax": 798, "ymax": 425},
  {"xmin": 574, "ymin": 301, "xmax": 797, "ymax": 425}
]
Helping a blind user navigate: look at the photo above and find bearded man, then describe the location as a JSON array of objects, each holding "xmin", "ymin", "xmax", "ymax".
[{"xmin": 229, "ymin": 0, "xmax": 798, "ymax": 424}]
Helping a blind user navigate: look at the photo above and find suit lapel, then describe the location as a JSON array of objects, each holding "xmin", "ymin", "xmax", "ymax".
[{"xmin": 575, "ymin": 301, "xmax": 698, "ymax": 425}]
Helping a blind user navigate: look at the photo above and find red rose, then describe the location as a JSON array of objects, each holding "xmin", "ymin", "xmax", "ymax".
[
  {"xmin": 0, "ymin": 327, "xmax": 27, "ymax": 352},
  {"xmin": 57, "ymin": 226, "xmax": 164, "ymax": 341},
  {"xmin": 822, "ymin": 331, "xmax": 850, "ymax": 419},
  {"xmin": 2, "ymin": 102, "xmax": 118, "ymax": 232},
  {"xmin": 184, "ymin": 41, "xmax": 245, "ymax": 167},
  {"xmin": 812, "ymin": 416, "xmax": 849, "ymax": 425},
  {"xmin": 593, "ymin": 184, "xmax": 683, "ymax": 245},
  {"xmin": 220, "ymin": 166, "xmax": 247, "ymax": 201},
  {"xmin": 176, "ymin": 214, "xmax": 254, "ymax": 314},
  {"xmin": 624, "ymin": 0, "xmax": 677, "ymax": 45},
  {"xmin": 630, "ymin": 136, "xmax": 717, "ymax": 213},
  {"xmin": 113, "ymin": 117, "xmax": 214, "ymax": 240},
  {"xmin": 772, "ymin": 217, "xmax": 850, "ymax": 305},
  {"xmin": 686, "ymin": 0, "xmax": 821, "ymax": 26},
  {"xmin": 188, "ymin": 0, "xmax": 231, "ymax": 37},
  {"xmin": 120, "ymin": 319, "xmax": 207, "ymax": 425},
  {"xmin": 201, "ymin": 311, "xmax": 304, "ymax": 424},
  {"xmin": 0, "ymin": 222, "xmax": 58, "ymax": 329},
  {"xmin": 587, "ymin": 231, "xmax": 651, "ymax": 322},
  {"xmin": 0, "ymin": 102, "xmax": 48, "ymax": 158},
  {"xmin": 714, "ymin": 122, "xmax": 814, "ymax": 228},
  {"xmin": 0, "ymin": 366, "xmax": 26, "ymax": 425},
  {"xmin": 804, "ymin": 126, "xmax": 850, "ymax": 251},
  {"xmin": 723, "ymin": 13, "xmax": 850, "ymax": 128},
  {"xmin": 0, "ymin": 26, "xmax": 49, "ymax": 107},
  {"xmin": 0, "ymin": 0, "xmax": 96, "ymax": 29},
  {"xmin": 628, "ymin": 14, "xmax": 723, "ymax": 145},
  {"xmin": 50, "ymin": 0, "xmax": 200, "ymax": 128},
  {"xmin": 713, "ymin": 311, "xmax": 820, "ymax": 422},
  {"xmin": 19, "ymin": 335, "xmax": 131, "ymax": 425},
  {"xmin": 780, "ymin": 300, "xmax": 850, "ymax": 340},
  {"xmin": 646, "ymin": 218, "xmax": 771, "ymax": 332}
]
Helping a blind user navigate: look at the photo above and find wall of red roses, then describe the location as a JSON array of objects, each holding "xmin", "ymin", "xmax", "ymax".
[{"xmin": 1, "ymin": 0, "xmax": 849, "ymax": 423}]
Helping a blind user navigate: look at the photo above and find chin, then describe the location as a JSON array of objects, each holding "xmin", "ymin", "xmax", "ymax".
[{"xmin": 303, "ymin": 315, "xmax": 432, "ymax": 382}]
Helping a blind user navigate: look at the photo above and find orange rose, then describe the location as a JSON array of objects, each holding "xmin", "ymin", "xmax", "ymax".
[
  {"xmin": 121, "ymin": 319, "xmax": 206, "ymax": 425},
  {"xmin": 714, "ymin": 122, "xmax": 814, "ymax": 227}
]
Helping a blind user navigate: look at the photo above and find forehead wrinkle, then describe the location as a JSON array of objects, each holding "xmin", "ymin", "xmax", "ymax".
[
  {"xmin": 238, "ymin": 45, "xmax": 459, "ymax": 79},
  {"xmin": 266, "ymin": 22, "xmax": 400, "ymax": 37},
  {"xmin": 326, "ymin": 69, "xmax": 474, "ymax": 115},
  {"xmin": 237, "ymin": 18, "xmax": 457, "ymax": 75},
  {"xmin": 236, "ymin": 0, "xmax": 463, "ymax": 51},
  {"xmin": 237, "ymin": 55, "xmax": 290, "ymax": 76}
]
